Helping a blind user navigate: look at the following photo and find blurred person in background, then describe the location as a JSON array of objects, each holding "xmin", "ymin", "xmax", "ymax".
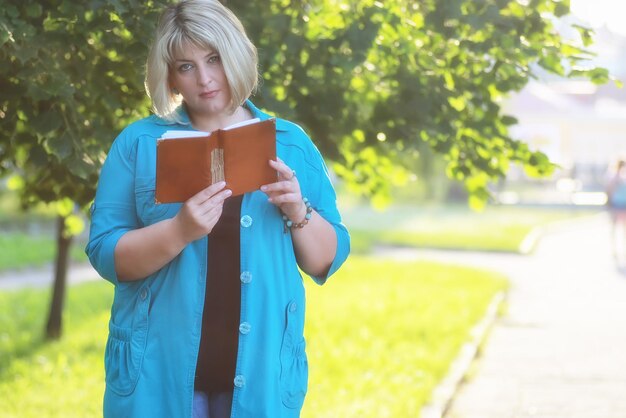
[{"xmin": 606, "ymin": 158, "xmax": 626, "ymax": 265}]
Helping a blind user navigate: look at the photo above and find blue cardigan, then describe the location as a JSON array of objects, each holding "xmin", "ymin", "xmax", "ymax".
[{"xmin": 86, "ymin": 101, "xmax": 350, "ymax": 417}]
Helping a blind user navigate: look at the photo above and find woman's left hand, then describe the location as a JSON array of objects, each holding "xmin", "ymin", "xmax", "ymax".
[{"xmin": 261, "ymin": 158, "xmax": 306, "ymax": 222}]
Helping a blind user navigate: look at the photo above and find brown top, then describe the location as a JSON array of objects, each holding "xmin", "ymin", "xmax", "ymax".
[{"xmin": 194, "ymin": 194, "xmax": 242, "ymax": 393}]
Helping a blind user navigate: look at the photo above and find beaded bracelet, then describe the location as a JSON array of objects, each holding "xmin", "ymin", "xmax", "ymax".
[{"xmin": 282, "ymin": 197, "xmax": 313, "ymax": 233}]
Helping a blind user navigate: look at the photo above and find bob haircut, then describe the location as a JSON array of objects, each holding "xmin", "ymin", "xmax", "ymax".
[{"xmin": 145, "ymin": 0, "xmax": 258, "ymax": 124}]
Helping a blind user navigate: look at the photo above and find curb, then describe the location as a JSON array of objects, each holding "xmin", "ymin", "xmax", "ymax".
[
  {"xmin": 420, "ymin": 291, "xmax": 506, "ymax": 418},
  {"xmin": 518, "ymin": 211, "xmax": 608, "ymax": 255},
  {"xmin": 518, "ymin": 226, "xmax": 543, "ymax": 255}
]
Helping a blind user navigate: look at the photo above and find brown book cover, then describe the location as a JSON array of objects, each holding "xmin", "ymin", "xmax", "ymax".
[{"xmin": 155, "ymin": 118, "xmax": 277, "ymax": 203}]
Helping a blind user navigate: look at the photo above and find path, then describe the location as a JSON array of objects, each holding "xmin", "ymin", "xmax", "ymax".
[
  {"xmin": 0, "ymin": 263, "xmax": 99, "ymax": 290},
  {"xmin": 377, "ymin": 212, "xmax": 626, "ymax": 418}
]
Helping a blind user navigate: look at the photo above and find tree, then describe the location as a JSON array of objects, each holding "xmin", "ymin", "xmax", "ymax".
[
  {"xmin": 227, "ymin": 0, "xmax": 614, "ymax": 208},
  {"xmin": 0, "ymin": 0, "xmax": 612, "ymax": 336},
  {"xmin": 0, "ymin": 0, "xmax": 166, "ymax": 338}
]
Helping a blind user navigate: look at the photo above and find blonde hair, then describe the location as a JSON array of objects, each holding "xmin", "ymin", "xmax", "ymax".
[{"xmin": 145, "ymin": 0, "xmax": 258, "ymax": 123}]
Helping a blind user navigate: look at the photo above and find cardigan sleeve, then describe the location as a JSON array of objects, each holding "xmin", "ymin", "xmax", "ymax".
[
  {"xmin": 303, "ymin": 140, "xmax": 350, "ymax": 285},
  {"xmin": 85, "ymin": 130, "xmax": 139, "ymax": 286}
]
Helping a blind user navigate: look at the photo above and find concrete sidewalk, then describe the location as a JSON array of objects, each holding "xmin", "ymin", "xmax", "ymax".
[
  {"xmin": 379, "ymin": 212, "xmax": 626, "ymax": 418},
  {"xmin": 0, "ymin": 262, "xmax": 100, "ymax": 290}
]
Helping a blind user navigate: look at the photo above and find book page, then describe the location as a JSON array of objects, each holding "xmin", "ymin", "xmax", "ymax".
[
  {"xmin": 160, "ymin": 118, "xmax": 261, "ymax": 138},
  {"xmin": 160, "ymin": 130, "xmax": 209, "ymax": 139},
  {"xmin": 223, "ymin": 117, "xmax": 260, "ymax": 130}
]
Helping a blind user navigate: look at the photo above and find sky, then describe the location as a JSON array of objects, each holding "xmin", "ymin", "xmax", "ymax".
[{"xmin": 570, "ymin": 0, "xmax": 626, "ymax": 37}]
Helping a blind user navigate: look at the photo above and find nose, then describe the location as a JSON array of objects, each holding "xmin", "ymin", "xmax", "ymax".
[{"xmin": 196, "ymin": 64, "xmax": 211, "ymax": 87}]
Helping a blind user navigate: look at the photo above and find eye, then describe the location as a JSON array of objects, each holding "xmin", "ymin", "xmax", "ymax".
[
  {"xmin": 207, "ymin": 54, "xmax": 221, "ymax": 64},
  {"xmin": 178, "ymin": 63, "xmax": 193, "ymax": 72}
]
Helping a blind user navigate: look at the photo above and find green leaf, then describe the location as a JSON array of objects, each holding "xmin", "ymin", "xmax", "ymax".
[
  {"xmin": 524, "ymin": 151, "xmax": 554, "ymax": 177},
  {"xmin": 56, "ymin": 198, "xmax": 74, "ymax": 217},
  {"xmin": 46, "ymin": 132, "xmax": 73, "ymax": 160},
  {"xmin": 469, "ymin": 192, "xmax": 487, "ymax": 211},
  {"xmin": 67, "ymin": 156, "xmax": 95, "ymax": 180},
  {"xmin": 31, "ymin": 109, "xmax": 63, "ymax": 135},
  {"xmin": 0, "ymin": 23, "xmax": 12, "ymax": 46},
  {"xmin": 25, "ymin": 4, "xmax": 43, "ymax": 18},
  {"xmin": 7, "ymin": 175, "xmax": 25, "ymax": 191},
  {"xmin": 12, "ymin": 43, "xmax": 38, "ymax": 63},
  {"xmin": 501, "ymin": 115, "xmax": 518, "ymax": 126},
  {"xmin": 588, "ymin": 67, "xmax": 609, "ymax": 85},
  {"xmin": 27, "ymin": 145, "xmax": 49, "ymax": 168},
  {"xmin": 572, "ymin": 24, "xmax": 594, "ymax": 47},
  {"xmin": 64, "ymin": 213, "xmax": 85, "ymax": 236},
  {"xmin": 553, "ymin": 2, "xmax": 569, "ymax": 17},
  {"xmin": 448, "ymin": 96, "xmax": 466, "ymax": 111},
  {"xmin": 539, "ymin": 53, "xmax": 565, "ymax": 76}
]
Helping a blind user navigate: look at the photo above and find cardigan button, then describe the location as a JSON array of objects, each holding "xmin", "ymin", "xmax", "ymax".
[
  {"xmin": 240, "ymin": 271, "xmax": 252, "ymax": 284},
  {"xmin": 234, "ymin": 375, "xmax": 246, "ymax": 388},
  {"xmin": 239, "ymin": 322, "xmax": 251, "ymax": 335},
  {"xmin": 240, "ymin": 215, "xmax": 253, "ymax": 228}
]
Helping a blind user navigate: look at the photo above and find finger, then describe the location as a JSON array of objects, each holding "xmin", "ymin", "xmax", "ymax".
[
  {"xmin": 261, "ymin": 180, "xmax": 298, "ymax": 194},
  {"xmin": 208, "ymin": 188, "xmax": 233, "ymax": 204},
  {"xmin": 197, "ymin": 189, "xmax": 232, "ymax": 213},
  {"xmin": 188, "ymin": 181, "xmax": 227, "ymax": 204},
  {"xmin": 268, "ymin": 192, "xmax": 302, "ymax": 205},
  {"xmin": 269, "ymin": 159, "xmax": 295, "ymax": 180},
  {"xmin": 199, "ymin": 203, "xmax": 224, "ymax": 221}
]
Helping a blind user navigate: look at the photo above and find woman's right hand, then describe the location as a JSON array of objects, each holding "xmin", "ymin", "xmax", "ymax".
[{"xmin": 173, "ymin": 181, "xmax": 232, "ymax": 243}]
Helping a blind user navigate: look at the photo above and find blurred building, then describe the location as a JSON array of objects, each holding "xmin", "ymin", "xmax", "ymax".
[{"xmin": 499, "ymin": 25, "xmax": 626, "ymax": 205}]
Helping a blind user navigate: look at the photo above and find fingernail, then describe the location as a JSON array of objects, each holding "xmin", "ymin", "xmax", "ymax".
[
  {"xmin": 260, "ymin": 185, "xmax": 267, "ymax": 191},
  {"xmin": 225, "ymin": 189, "xmax": 232, "ymax": 195}
]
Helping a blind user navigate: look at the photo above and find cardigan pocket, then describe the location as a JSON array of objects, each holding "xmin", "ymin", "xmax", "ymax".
[
  {"xmin": 279, "ymin": 300, "xmax": 308, "ymax": 409},
  {"xmin": 104, "ymin": 287, "xmax": 150, "ymax": 396}
]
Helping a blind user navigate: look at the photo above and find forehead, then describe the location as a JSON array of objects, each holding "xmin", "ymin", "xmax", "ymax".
[{"xmin": 171, "ymin": 40, "xmax": 216, "ymax": 61}]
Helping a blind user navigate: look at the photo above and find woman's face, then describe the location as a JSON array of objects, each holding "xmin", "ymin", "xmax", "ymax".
[{"xmin": 169, "ymin": 42, "xmax": 232, "ymax": 120}]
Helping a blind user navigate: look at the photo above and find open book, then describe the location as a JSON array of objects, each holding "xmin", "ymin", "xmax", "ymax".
[{"xmin": 155, "ymin": 118, "xmax": 277, "ymax": 203}]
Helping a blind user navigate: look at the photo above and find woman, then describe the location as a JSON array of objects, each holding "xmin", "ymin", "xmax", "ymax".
[{"xmin": 85, "ymin": 1, "xmax": 350, "ymax": 417}]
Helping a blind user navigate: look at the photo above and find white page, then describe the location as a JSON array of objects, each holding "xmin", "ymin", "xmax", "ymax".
[
  {"xmin": 223, "ymin": 117, "xmax": 260, "ymax": 130},
  {"xmin": 160, "ymin": 118, "xmax": 261, "ymax": 139},
  {"xmin": 160, "ymin": 130, "xmax": 209, "ymax": 139}
]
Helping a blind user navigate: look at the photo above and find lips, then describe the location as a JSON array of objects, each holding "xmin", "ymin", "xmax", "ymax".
[{"xmin": 199, "ymin": 90, "xmax": 219, "ymax": 99}]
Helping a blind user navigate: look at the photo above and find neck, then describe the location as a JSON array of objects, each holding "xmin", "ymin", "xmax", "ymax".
[{"xmin": 188, "ymin": 105, "xmax": 252, "ymax": 132}]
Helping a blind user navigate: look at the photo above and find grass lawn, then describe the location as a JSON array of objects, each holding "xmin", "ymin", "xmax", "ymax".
[
  {"xmin": 0, "ymin": 190, "xmax": 87, "ymax": 271},
  {"xmin": 0, "ymin": 233, "xmax": 87, "ymax": 271},
  {"xmin": 0, "ymin": 256, "xmax": 507, "ymax": 418},
  {"xmin": 343, "ymin": 203, "xmax": 599, "ymax": 254},
  {"xmin": 0, "ymin": 190, "xmax": 56, "ymax": 229},
  {"xmin": 0, "ymin": 204, "xmax": 600, "ymax": 273}
]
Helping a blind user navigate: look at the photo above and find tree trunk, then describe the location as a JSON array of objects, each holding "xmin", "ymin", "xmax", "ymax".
[{"xmin": 45, "ymin": 215, "xmax": 73, "ymax": 340}]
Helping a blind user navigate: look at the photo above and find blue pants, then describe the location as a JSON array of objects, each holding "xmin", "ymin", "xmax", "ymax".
[{"xmin": 192, "ymin": 391, "xmax": 233, "ymax": 418}]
